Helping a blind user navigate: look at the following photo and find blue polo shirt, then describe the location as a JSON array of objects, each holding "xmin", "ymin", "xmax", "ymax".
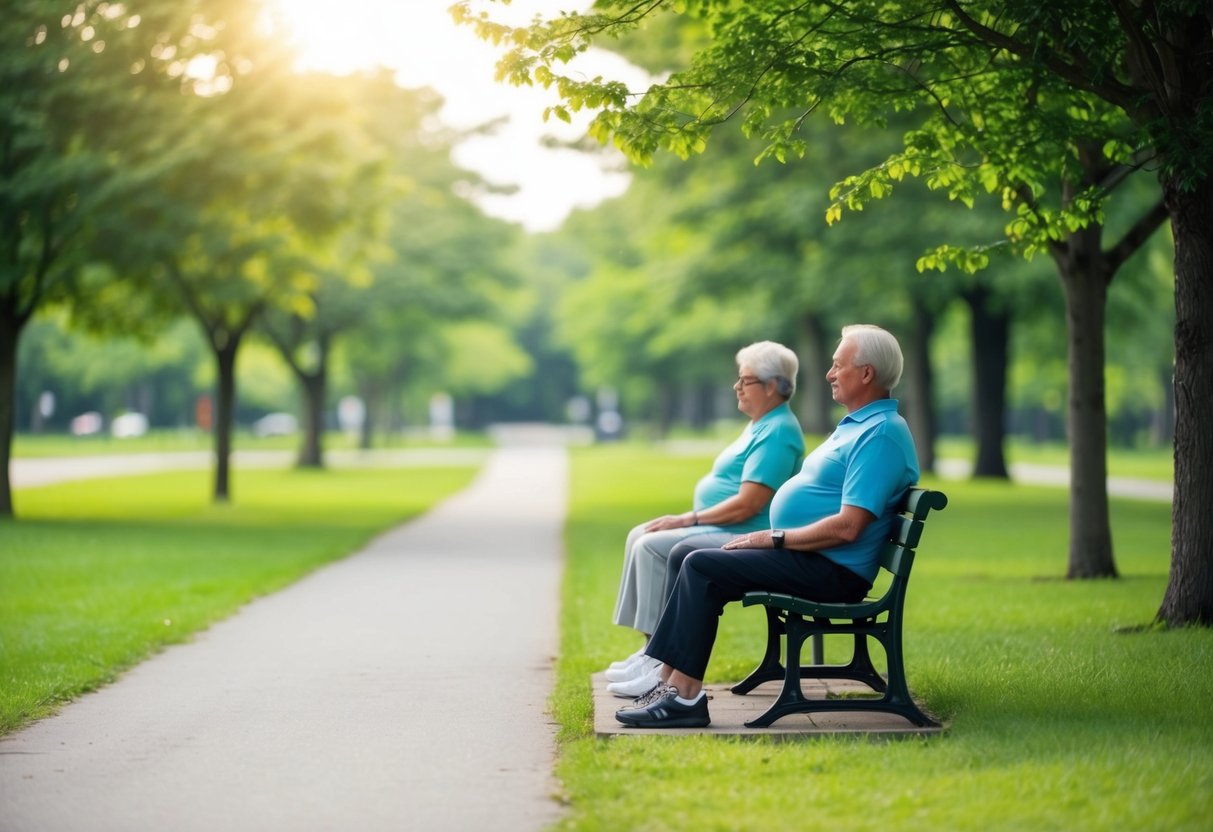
[
  {"xmin": 768, "ymin": 399, "xmax": 919, "ymax": 582},
  {"xmin": 692, "ymin": 402, "xmax": 805, "ymax": 534}
]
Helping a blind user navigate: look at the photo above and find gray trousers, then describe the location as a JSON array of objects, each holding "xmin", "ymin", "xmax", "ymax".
[{"xmin": 611, "ymin": 523, "xmax": 733, "ymax": 636}]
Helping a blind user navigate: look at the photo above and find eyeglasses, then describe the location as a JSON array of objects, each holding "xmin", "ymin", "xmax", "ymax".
[{"xmin": 734, "ymin": 375, "xmax": 765, "ymax": 388}]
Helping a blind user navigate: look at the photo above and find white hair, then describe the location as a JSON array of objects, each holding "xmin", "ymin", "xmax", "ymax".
[
  {"xmin": 840, "ymin": 324, "xmax": 904, "ymax": 391},
  {"xmin": 735, "ymin": 341, "xmax": 799, "ymax": 398}
]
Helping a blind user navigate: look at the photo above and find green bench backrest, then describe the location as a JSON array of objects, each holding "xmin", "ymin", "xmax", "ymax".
[{"xmin": 878, "ymin": 488, "xmax": 948, "ymax": 578}]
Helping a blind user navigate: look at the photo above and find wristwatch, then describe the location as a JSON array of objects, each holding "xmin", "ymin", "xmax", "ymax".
[{"xmin": 771, "ymin": 529, "xmax": 785, "ymax": 549}]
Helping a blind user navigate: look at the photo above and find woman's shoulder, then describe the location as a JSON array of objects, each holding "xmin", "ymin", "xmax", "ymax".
[
  {"xmin": 766, "ymin": 406, "xmax": 805, "ymax": 437},
  {"xmin": 754, "ymin": 403, "xmax": 801, "ymax": 430},
  {"xmin": 750, "ymin": 407, "xmax": 805, "ymax": 449}
]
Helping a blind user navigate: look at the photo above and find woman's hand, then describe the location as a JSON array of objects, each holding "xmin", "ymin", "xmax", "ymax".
[{"xmin": 644, "ymin": 513, "xmax": 696, "ymax": 532}]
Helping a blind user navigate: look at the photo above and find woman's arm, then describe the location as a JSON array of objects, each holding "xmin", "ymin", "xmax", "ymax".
[{"xmin": 643, "ymin": 481, "xmax": 775, "ymax": 531}]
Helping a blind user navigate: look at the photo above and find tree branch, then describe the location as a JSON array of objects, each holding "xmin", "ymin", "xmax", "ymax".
[
  {"xmin": 560, "ymin": 0, "xmax": 667, "ymax": 40},
  {"xmin": 1107, "ymin": 198, "xmax": 1169, "ymax": 275},
  {"xmin": 941, "ymin": 0, "xmax": 1142, "ymax": 115},
  {"xmin": 164, "ymin": 259, "xmax": 218, "ymax": 348},
  {"xmin": 1093, "ymin": 146, "xmax": 1161, "ymax": 198}
]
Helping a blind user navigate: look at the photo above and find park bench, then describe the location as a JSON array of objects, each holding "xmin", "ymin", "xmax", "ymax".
[{"xmin": 730, "ymin": 487, "xmax": 948, "ymax": 728}]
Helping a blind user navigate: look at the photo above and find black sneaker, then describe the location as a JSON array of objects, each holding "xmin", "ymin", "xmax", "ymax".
[
  {"xmin": 625, "ymin": 681, "xmax": 672, "ymax": 709},
  {"xmin": 615, "ymin": 687, "xmax": 710, "ymax": 728}
]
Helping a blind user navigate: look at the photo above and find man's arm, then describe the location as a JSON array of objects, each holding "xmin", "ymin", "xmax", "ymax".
[{"xmin": 721, "ymin": 504, "xmax": 876, "ymax": 550}]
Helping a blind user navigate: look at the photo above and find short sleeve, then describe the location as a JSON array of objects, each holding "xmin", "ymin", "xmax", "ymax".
[
  {"xmin": 841, "ymin": 433, "xmax": 912, "ymax": 516},
  {"xmin": 741, "ymin": 420, "xmax": 803, "ymax": 490}
]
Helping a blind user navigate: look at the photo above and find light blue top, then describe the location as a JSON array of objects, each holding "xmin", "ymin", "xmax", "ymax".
[
  {"xmin": 768, "ymin": 399, "xmax": 920, "ymax": 582},
  {"xmin": 692, "ymin": 402, "xmax": 805, "ymax": 534}
]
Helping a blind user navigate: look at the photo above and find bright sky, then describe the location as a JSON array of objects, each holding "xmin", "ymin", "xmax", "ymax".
[{"xmin": 273, "ymin": 0, "xmax": 648, "ymax": 231}]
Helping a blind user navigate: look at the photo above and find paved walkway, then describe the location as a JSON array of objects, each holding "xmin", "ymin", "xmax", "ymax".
[{"xmin": 0, "ymin": 446, "xmax": 567, "ymax": 832}]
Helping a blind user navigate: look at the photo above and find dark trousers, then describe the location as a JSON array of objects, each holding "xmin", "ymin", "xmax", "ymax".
[
  {"xmin": 646, "ymin": 547, "xmax": 870, "ymax": 680},
  {"xmin": 660, "ymin": 539, "xmax": 702, "ymax": 609}
]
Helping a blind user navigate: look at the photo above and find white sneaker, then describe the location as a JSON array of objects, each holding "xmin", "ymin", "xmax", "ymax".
[
  {"xmin": 605, "ymin": 653, "xmax": 652, "ymax": 682},
  {"xmin": 608, "ymin": 663, "xmax": 663, "ymax": 698},
  {"xmin": 605, "ymin": 655, "xmax": 661, "ymax": 684},
  {"xmin": 606, "ymin": 647, "xmax": 646, "ymax": 673}
]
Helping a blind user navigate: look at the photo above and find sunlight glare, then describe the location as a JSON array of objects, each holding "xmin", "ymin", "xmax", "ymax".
[{"xmin": 271, "ymin": 0, "xmax": 640, "ymax": 231}]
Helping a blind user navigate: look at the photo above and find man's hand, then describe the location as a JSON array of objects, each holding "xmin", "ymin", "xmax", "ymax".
[{"xmin": 722, "ymin": 530, "xmax": 772, "ymax": 550}]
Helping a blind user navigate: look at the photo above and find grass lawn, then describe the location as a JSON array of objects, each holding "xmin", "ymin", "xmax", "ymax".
[
  {"xmin": 0, "ymin": 463, "xmax": 478, "ymax": 734},
  {"xmin": 934, "ymin": 436, "xmax": 1174, "ymax": 481},
  {"xmin": 555, "ymin": 446, "xmax": 1211, "ymax": 831}
]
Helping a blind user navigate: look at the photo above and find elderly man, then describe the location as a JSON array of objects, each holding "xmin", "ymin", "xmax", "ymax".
[{"xmin": 616, "ymin": 324, "xmax": 920, "ymax": 728}]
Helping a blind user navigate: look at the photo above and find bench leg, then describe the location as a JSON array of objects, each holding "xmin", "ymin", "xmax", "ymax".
[
  {"xmin": 734, "ymin": 612, "xmax": 885, "ymax": 695},
  {"xmin": 730, "ymin": 606, "xmax": 785, "ymax": 695},
  {"xmin": 744, "ymin": 612, "xmax": 815, "ymax": 728},
  {"xmin": 873, "ymin": 630, "xmax": 938, "ymax": 727},
  {"xmin": 794, "ymin": 627, "xmax": 887, "ymax": 692},
  {"xmin": 744, "ymin": 617, "xmax": 939, "ymax": 729}
]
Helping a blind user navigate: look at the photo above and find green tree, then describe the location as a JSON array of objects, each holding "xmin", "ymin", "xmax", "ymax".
[
  {"xmin": 339, "ymin": 77, "xmax": 525, "ymax": 444},
  {"xmin": 0, "ymin": 0, "xmax": 247, "ymax": 515},
  {"xmin": 553, "ymin": 110, "xmax": 1047, "ymax": 475},
  {"xmin": 114, "ymin": 37, "xmax": 366, "ymax": 501},
  {"xmin": 16, "ymin": 313, "xmax": 208, "ymax": 431},
  {"xmin": 254, "ymin": 72, "xmax": 395, "ymax": 469},
  {"xmin": 484, "ymin": 234, "xmax": 583, "ymax": 425},
  {"xmin": 633, "ymin": 121, "xmax": 1034, "ymax": 472},
  {"xmin": 551, "ymin": 165, "xmax": 765, "ymax": 437},
  {"xmin": 459, "ymin": 0, "xmax": 1211, "ymax": 622}
]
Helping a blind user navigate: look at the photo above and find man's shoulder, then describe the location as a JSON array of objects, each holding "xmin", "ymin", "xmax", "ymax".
[
  {"xmin": 843, "ymin": 398, "xmax": 901, "ymax": 423},
  {"xmin": 838, "ymin": 405, "xmax": 914, "ymax": 457},
  {"xmin": 839, "ymin": 401, "xmax": 906, "ymax": 435}
]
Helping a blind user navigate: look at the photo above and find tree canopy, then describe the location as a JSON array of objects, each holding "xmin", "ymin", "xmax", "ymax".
[{"xmin": 456, "ymin": 0, "xmax": 1212, "ymax": 624}]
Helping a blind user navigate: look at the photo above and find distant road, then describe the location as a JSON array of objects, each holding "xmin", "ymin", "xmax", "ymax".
[
  {"xmin": 10, "ymin": 448, "xmax": 491, "ymax": 489},
  {"xmin": 934, "ymin": 459, "xmax": 1171, "ymax": 502},
  {"xmin": 10, "ymin": 424, "xmax": 599, "ymax": 490}
]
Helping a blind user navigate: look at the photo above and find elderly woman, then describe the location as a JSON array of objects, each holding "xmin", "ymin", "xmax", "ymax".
[{"xmin": 605, "ymin": 340, "xmax": 805, "ymax": 697}]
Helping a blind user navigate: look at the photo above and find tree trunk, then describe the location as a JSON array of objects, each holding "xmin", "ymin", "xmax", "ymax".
[
  {"xmin": 212, "ymin": 339, "xmax": 239, "ymax": 504},
  {"xmin": 963, "ymin": 284, "xmax": 1009, "ymax": 478},
  {"xmin": 903, "ymin": 299, "xmax": 937, "ymax": 475},
  {"xmin": 795, "ymin": 314, "xmax": 832, "ymax": 436},
  {"xmin": 0, "ymin": 311, "xmax": 19, "ymax": 518},
  {"xmin": 1053, "ymin": 226, "xmax": 1118, "ymax": 578},
  {"xmin": 653, "ymin": 379, "xmax": 673, "ymax": 440},
  {"xmin": 1157, "ymin": 177, "xmax": 1213, "ymax": 625},
  {"xmin": 297, "ymin": 370, "xmax": 326, "ymax": 468},
  {"xmin": 678, "ymin": 380, "xmax": 711, "ymax": 430},
  {"xmin": 284, "ymin": 331, "xmax": 329, "ymax": 469},
  {"xmin": 357, "ymin": 378, "xmax": 380, "ymax": 451}
]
